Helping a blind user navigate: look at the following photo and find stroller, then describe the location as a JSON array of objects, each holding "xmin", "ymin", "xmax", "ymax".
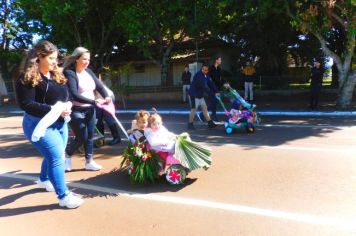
[
  {"xmin": 69, "ymin": 101, "xmax": 129, "ymax": 154},
  {"xmin": 68, "ymin": 126, "xmax": 106, "ymax": 154},
  {"xmin": 217, "ymin": 83, "xmax": 261, "ymax": 134}
]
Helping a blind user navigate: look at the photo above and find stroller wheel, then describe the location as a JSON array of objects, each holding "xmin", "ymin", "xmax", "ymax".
[
  {"xmin": 165, "ymin": 164, "xmax": 186, "ymax": 185},
  {"xmin": 226, "ymin": 127, "xmax": 233, "ymax": 134},
  {"xmin": 77, "ymin": 145, "xmax": 85, "ymax": 154},
  {"xmin": 246, "ymin": 126, "xmax": 255, "ymax": 133},
  {"xmin": 94, "ymin": 138, "xmax": 105, "ymax": 148}
]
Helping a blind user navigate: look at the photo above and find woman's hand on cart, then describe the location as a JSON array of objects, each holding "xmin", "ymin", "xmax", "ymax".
[{"xmin": 104, "ymin": 96, "xmax": 112, "ymax": 104}]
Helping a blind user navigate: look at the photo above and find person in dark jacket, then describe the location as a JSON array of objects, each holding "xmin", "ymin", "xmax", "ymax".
[
  {"xmin": 208, "ymin": 56, "xmax": 224, "ymax": 121},
  {"xmin": 63, "ymin": 47, "xmax": 110, "ymax": 172},
  {"xmin": 15, "ymin": 40, "xmax": 83, "ymax": 208},
  {"xmin": 187, "ymin": 64, "xmax": 219, "ymax": 130},
  {"xmin": 181, "ymin": 65, "xmax": 191, "ymax": 103},
  {"xmin": 309, "ymin": 61, "xmax": 324, "ymax": 110}
]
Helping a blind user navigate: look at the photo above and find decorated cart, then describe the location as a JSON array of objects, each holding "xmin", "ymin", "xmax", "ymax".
[{"xmin": 121, "ymin": 132, "xmax": 211, "ymax": 185}]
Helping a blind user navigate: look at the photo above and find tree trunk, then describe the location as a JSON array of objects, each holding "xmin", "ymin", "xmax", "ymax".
[
  {"xmin": 0, "ymin": 73, "xmax": 8, "ymax": 99},
  {"xmin": 160, "ymin": 56, "xmax": 169, "ymax": 86},
  {"xmin": 160, "ymin": 43, "xmax": 174, "ymax": 86},
  {"xmin": 336, "ymin": 70, "xmax": 356, "ymax": 109},
  {"xmin": 331, "ymin": 63, "xmax": 339, "ymax": 88}
]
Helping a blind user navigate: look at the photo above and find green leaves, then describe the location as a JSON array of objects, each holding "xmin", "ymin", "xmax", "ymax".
[
  {"xmin": 121, "ymin": 142, "xmax": 161, "ymax": 184},
  {"xmin": 174, "ymin": 133, "xmax": 212, "ymax": 171}
]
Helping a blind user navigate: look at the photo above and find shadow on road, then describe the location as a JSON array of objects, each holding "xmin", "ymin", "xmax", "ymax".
[
  {"xmin": 70, "ymin": 168, "xmax": 197, "ymax": 199},
  {"xmin": 0, "ymin": 204, "xmax": 60, "ymax": 217},
  {"xmin": 166, "ymin": 116, "xmax": 355, "ymax": 149},
  {"xmin": 0, "ymin": 175, "xmax": 61, "ymax": 217}
]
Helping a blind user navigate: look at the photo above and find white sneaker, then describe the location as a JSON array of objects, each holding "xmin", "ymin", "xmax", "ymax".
[
  {"xmin": 85, "ymin": 160, "xmax": 102, "ymax": 171},
  {"xmin": 65, "ymin": 157, "xmax": 72, "ymax": 172},
  {"xmin": 59, "ymin": 192, "xmax": 84, "ymax": 209},
  {"xmin": 36, "ymin": 179, "xmax": 55, "ymax": 192}
]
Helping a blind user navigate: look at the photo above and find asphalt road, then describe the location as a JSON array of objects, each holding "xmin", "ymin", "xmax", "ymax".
[{"xmin": 1, "ymin": 113, "xmax": 356, "ymax": 236}]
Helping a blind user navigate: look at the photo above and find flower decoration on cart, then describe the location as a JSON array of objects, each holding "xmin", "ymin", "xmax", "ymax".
[{"xmin": 121, "ymin": 142, "xmax": 161, "ymax": 184}]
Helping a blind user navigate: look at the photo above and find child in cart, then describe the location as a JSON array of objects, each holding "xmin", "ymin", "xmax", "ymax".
[
  {"xmin": 122, "ymin": 110, "xmax": 212, "ymax": 185},
  {"xmin": 127, "ymin": 110, "xmax": 150, "ymax": 144},
  {"xmin": 144, "ymin": 112, "xmax": 181, "ymax": 173}
]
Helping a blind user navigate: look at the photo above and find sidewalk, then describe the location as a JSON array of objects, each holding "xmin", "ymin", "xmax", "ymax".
[{"xmin": 1, "ymin": 89, "xmax": 356, "ymax": 116}]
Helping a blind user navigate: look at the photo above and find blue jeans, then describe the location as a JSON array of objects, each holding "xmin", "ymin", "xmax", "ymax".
[
  {"xmin": 22, "ymin": 113, "xmax": 69, "ymax": 200},
  {"xmin": 66, "ymin": 106, "xmax": 96, "ymax": 160}
]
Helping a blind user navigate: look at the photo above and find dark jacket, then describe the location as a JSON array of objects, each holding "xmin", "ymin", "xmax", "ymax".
[
  {"xmin": 209, "ymin": 65, "xmax": 224, "ymax": 90},
  {"xmin": 310, "ymin": 67, "xmax": 324, "ymax": 86},
  {"xmin": 16, "ymin": 73, "xmax": 69, "ymax": 119},
  {"xmin": 181, "ymin": 71, "xmax": 191, "ymax": 85},
  {"xmin": 188, "ymin": 70, "xmax": 215, "ymax": 99},
  {"xmin": 64, "ymin": 68, "xmax": 108, "ymax": 105}
]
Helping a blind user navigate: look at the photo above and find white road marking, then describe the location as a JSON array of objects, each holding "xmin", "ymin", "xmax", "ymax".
[{"xmin": 0, "ymin": 171, "xmax": 355, "ymax": 232}]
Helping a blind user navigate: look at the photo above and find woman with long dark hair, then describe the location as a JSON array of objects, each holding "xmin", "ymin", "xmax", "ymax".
[{"xmin": 16, "ymin": 40, "xmax": 83, "ymax": 208}]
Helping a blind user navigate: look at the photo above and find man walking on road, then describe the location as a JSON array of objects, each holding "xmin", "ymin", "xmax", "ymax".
[{"xmin": 188, "ymin": 64, "xmax": 218, "ymax": 130}]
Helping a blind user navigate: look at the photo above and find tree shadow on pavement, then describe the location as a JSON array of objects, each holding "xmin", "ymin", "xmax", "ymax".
[
  {"xmin": 0, "ymin": 171, "xmax": 37, "ymax": 190},
  {"xmin": 70, "ymin": 168, "xmax": 197, "ymax": 199},
  {"xmin": 0, "ymin": 175, "xmax": 61, "ymax": 217},
  {"xmin": 0, "ymin": 204, "xmax": 60, "ymax": 217},
  {"xmin": 0, "ymin": 134, "xmax": 37, "ymax": 159},
  {"xmin": 170, "ymin": 116, "xmax": 355, "ymax": 149}
]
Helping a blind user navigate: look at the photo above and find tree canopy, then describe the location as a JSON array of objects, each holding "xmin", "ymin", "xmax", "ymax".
[{"xmin": 1, "ymin": 0, "xmax": 355, "ymax": 108}]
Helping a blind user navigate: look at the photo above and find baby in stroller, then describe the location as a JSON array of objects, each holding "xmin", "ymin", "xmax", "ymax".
[
  {"xmin": 217, "ymin": 83, "xmax": 260, "ymax": 134},
  {"xmin": 226, "ymin": 100, "xmax": 255, "ymax": 134}
]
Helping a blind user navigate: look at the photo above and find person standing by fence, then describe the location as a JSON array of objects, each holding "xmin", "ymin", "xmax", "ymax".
[
  {"xmin": 242, "ymin": 61, "xmax": 256, "ymax": 102},
  {"xmin": 309, "ymin": 61, "xmax": 324, "ymax": 110},
  {"xmin": 181, "ymin": 65, "xmax": 191, "ymax": 103}
]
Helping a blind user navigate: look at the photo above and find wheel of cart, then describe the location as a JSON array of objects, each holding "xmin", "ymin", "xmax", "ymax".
[
  {"xmin": 165, "ymin": 164, "xmax": 187, "ymax": 185},
  {"xmin": 224, "ymin": 122, "xmax": 233, "ymax": 134},
  {"xmin": 94, "ymin": 136, "xmax": 106, "ymax": 148},
  {"xmin": 246, "ymin": 125, "xmax": 255, "ymax": 133}
]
